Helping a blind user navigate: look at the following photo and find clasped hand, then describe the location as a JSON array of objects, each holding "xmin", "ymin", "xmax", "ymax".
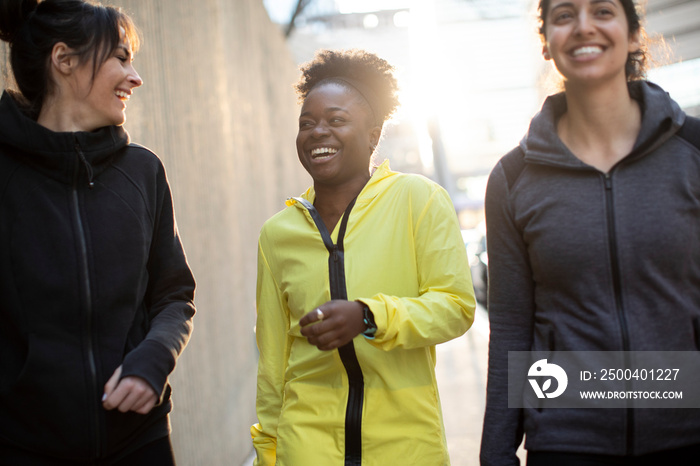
[
  {"xmin": 102, "ymin": 365, "xmax": 158, "ymax": 414},
  {"xmin": 300, "ymin": 299, "xmax": 366, "ymax": 351}
]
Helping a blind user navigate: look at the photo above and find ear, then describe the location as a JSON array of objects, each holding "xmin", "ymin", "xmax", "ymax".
[
  {"xmin": 50, "ymin": 42, "xmax": 80, "ymax": 76},
  {"xmin": 369, "ymin": 126, "xmax": 382, "ymax": 151},
  {"xmin": 542, "ymin": 43, "xmax": 551, "ymax": 61},
  {"xmin": 628, "ymin": 30, "xmax": 642, "ymax": 54}
]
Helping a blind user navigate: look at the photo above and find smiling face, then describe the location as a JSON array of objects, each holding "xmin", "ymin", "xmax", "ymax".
[
  {"xmin": 71, "ymin": 38, "xmax": 143, "ymax": 131},
  {"xmin": 296, "ymin": 82, "xmax": 381, "ymax": 188},
  {"xmin": 542, "ymin": 0, "xmax": 640, "ymax": 87}
]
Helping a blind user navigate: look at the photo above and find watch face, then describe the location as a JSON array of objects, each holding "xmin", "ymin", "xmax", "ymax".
[{"xmin": 362, "ymin": 305, "xmax": 377, "ymax": 337}]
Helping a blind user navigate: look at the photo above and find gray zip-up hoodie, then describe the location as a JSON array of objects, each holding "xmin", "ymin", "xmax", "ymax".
[{"xmin": 480, "ymin": 81, "xmax": 700, "ymax": 465}]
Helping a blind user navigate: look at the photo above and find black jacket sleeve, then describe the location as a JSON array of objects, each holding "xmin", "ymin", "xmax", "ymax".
[{"xmin": 120, "ymin": 160, "xmax": 196, "ymax": 400}]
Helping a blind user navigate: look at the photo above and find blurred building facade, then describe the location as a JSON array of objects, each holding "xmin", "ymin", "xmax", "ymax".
[
  {"xmin": 270, "ymin": 0, "xmax": 700, "ymax": 226},
  {"xmin": 646, "ymin": 0, "xmax": 700, "ymax": 117}
]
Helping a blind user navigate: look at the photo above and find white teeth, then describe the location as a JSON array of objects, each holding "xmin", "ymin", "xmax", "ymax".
[
  {"xmin": 115, "ymin": 90, "xmax": 130, "ymax": 99},
  {"xmin": 573, "ymin": 46, "xmax": 602, "ymax": 57},
  {"xmin": 311, "ymin": 147, "xmax": 338, "ymax": 157}
]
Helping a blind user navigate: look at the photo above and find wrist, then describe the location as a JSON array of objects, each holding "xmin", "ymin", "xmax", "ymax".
[{"xmin": 357, "ymin": 301, "xmax": 377, "ymax": 339}]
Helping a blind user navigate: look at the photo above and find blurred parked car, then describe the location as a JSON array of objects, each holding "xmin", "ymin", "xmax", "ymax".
[{"xmin": 462, "ymin": 227, "xmax": 488, "ymax": 308}]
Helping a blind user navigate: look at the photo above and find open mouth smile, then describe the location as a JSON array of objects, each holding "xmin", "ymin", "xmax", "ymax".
[
  {"xmin": 571, "ymin": 45, "xmax": 604, "ymax": 58},
  {"xmin": 311, "ymin": 147, "xmax": 339, "ymax": 159},
  {"xmin": 115, "ymin": 90, "xmax": 131, "ymax": 101}
]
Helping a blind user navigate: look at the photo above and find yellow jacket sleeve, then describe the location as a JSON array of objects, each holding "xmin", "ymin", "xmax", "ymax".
[
  {"xmin": 251, "ymin": 239, "xmax": 291, "ymax": 466},
  {"xmin": 362, "ymin": 186, "xmax": 475, "ymax": 351}
]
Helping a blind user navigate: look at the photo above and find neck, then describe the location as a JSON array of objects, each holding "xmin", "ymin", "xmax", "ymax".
[
  {"xmin": 563, "ymin": 75, "xmax": 634, "ymax": 123},
  {"xmin": 37, "ymin": 93, "xmax": 92, "ymax": 132},
  {"xmin": 313, "ymin": 175, "xmax": 370, "ymax": 233},
  {"xmin": 558, "ymin": 78, "xmax": 641, "ymax": 173}
]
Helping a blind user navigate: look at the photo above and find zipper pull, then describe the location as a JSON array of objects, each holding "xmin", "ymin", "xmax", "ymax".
[
  {"xmin": 74, "ymin": 141, "xmax": 95, "ymax": 189},
  {"xmin": 604, "ymin": 173, "xmax": 612, "ymax": 190}
]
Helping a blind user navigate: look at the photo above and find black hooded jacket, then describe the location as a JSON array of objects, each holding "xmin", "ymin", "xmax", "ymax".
[{"xmin": 0, "ymin": 91, "xmax": 196, "ymax": 463}]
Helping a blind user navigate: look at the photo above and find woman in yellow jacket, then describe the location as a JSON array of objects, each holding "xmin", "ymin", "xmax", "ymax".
[{"xmin": 251, "ymin": 49, "xmax": 475, "ymax": 466}]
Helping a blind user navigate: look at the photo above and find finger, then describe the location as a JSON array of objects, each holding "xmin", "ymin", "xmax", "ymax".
[
  {"xmin": 300, "ymin": 319, "xmax": 324, "ymax": 337},
  {"xmin": 103, "ymin": 380, "xmax": 129, "ymax": 411},
  {"xmin": 317, "ymin": 336, "xmax": 345, "ymax": 351},
  {"xmin": 102, "ymin": 365, "xmax": 123, "ymax": 402},
  {"xmin": 134, "ymin": 397, "xmax": 157, "ymax": 415},
  {"xmin": 317, "ymin": 326, "xmax": 358, "ymax": 350},
  {"xmin": 128, "ymin": 381, "xmax": 157, "ymax": 413},
  {"xmin": 300, "ymin": 307, "xmax": 325, "ymax": 327},
  {"xmin": 113, "ymin": 378, "xmax": 152, "ymax": 413},
  {"xmin": 117, "ymin": 392, "xmax": 139, "ymax": 413},
  {"xmin": 308, "ymin": 328, "xmax": 344, "ymax": 350}
]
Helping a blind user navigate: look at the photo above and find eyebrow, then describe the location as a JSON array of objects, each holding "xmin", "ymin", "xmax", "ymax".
[
  {"xmin": 117, "ymin": 45, "xmax": 133, "ymax": 60},
  {"xmin": 299, "ymin": 106, "xmax": 350, "ymax": 118},
  {"xmin": 550, "ymin": 1, "xmax": 573, "ymax": 10},
  {"xmin": 551, "ymin": 0, "xmax": 616, "ymax": 10}
]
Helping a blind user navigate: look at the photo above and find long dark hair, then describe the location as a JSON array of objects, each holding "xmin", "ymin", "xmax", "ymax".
[
  {"xmin": 0, "ymin": 0, "xmax": 140, "ymax": 118},
  {"xmin": 537, "ymin": 0, "xmax": 648, "ymax": 80}
]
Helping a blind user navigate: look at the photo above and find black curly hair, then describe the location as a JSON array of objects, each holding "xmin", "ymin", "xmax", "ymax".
[
  {"xmin": 537, "ymin": 0, "xmax": 648, "ymax": 81},
  {"xmin": 295, "ymin": 49, "xmax": 400, "ymax": 127}
]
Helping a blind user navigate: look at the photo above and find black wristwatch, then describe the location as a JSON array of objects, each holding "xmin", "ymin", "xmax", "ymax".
[{"xmin": 360, "ymin": 302, "xmax": 377, "ymax": 339}]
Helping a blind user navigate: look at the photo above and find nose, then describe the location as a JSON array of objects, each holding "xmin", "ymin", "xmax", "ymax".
[
  {"xmin": 128, "ymin": 64, "xmax": 143, "ymax": 88},
  {"xmin": 574, "ymin": 11, "xmax": 595, "ymax": 36},
  {"xmin": 311, "ymin": 122, "xmax": 330, "ymax": 138}
]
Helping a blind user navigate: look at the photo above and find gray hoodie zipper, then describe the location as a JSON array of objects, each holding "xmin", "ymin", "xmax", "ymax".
[{"xmin": 603, "ymin": 171, "xmax": 634, "ymax": 454}]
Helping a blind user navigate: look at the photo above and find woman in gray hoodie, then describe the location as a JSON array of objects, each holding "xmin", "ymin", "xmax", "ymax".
[{"xmin": 480, "ymin": 1, "xmax": 700, "ymax": 465}]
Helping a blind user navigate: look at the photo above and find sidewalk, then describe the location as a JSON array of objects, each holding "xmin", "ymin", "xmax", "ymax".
[
  {"xmin": 436, "ymin": 305, "xmax": 489, "ymax": 466},
  {"xmin": 438, "ymin": 305, "xmax": 526, "ymax": 465}
]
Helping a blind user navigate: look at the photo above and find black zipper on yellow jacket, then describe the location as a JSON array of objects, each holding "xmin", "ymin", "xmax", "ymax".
[{"xmin": 294, "ymin": 196, "xmax": 364, "ymax": 466}]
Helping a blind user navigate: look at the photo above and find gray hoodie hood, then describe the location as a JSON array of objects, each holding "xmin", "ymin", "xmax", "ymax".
[{"xmin": 521, "ymin": 81, "xmax": 686, "ymax": 170}]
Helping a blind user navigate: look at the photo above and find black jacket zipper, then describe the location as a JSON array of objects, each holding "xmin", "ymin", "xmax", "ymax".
[
  {"xmin": 294, "ymin": 197, "xmax": 364, "ymax": 465},
  {"xmin": 73, "ymin": 141, "xmax": 101, "ymax": 457},
  {"xmin": 603, "ymin": 173, "xmax": 634, "ymax": 454}
]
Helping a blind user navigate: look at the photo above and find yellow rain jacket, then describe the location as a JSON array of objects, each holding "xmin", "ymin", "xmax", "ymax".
[{"xmin": 252, "ymin": 161, "xmax": 475, "ymax": 465}]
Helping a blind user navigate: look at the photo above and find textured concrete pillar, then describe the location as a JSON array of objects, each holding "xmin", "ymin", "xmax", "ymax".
[{"xmin": 1, "ymin": 1, "xmax": 309, "ymax": 464}]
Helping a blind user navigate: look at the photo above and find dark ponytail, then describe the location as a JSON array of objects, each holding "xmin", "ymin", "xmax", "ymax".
[
  {"xmin": 0, "ymin": 0, "xmax": 140, "ymax": 119},
  {"xmin": 0, "ymin": 0, "xmax": 38, "ymax": 42}
]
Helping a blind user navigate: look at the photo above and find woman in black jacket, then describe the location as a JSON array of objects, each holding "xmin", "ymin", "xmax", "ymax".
[{"xmin": 0, "ymin": 1, "xmax": 196, "ymax": 464}]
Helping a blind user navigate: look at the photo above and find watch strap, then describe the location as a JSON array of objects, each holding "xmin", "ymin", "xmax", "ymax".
[{"xmin": 360, "ymin": 303, "xmax": 377, "ymax": 339}]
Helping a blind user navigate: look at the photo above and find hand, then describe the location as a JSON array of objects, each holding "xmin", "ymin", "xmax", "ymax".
[
  {"xmin": 102, "ymin": 365, "xmax": 157, "ymax": 414},
  {"xmin": 300, "ymin": 300, "xmax": 366, "ymax": 351}
]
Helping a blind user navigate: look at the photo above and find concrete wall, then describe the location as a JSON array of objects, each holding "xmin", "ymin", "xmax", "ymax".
[{"xmin": 1, "ymin": 1, "xmax": 309, "ymax": 464}]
